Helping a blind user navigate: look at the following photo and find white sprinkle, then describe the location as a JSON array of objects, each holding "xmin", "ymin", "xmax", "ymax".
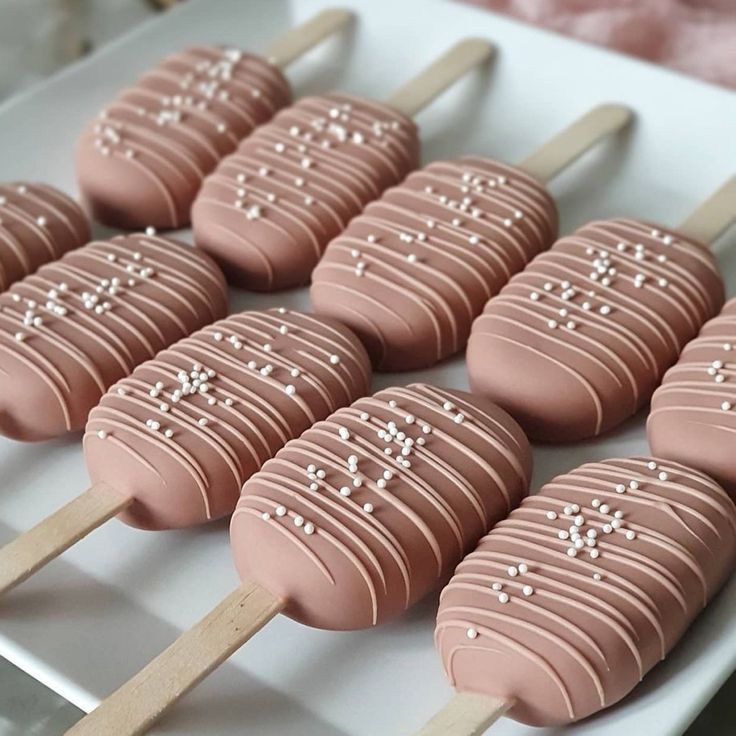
[
  {"xmin": 329, "ymin": 354, "xmax": 340, "ymax": 365},
  {"xmin": 466, "ymin": 628, "xmax": 478, "ymax": 639},
  {"xmin": 145, "ymin": 226, "xmax": 156, "ymax": 236},
  {"xmin": 615, "ymin": 483, "xmax": 626, "ymax": 494},
  {"xmin": 198, "ymin": 418, "xmax": 208, "ymax": 427},
  {"xmin": 507, "ymin": 566, "xmax": 518, "ymax": 577},
  {"xmin": 262, "ymin": 512, "xmax": 271, "ymax": 521},
  {"xmin": 629, "ymin": 480, "xmax": 639, "ymax": 490},
  {"xmin": 339, "ymin": 486, "xmax": 352, "ymax": 497},
  {"xmin": 546, "ymin": 511, "xmax": 558, "ymax": 520},
  {"xmin": 275, "ymin": 505, "xmax": 286, "ymax": 517},
  {"xmin": 522, "ymin": 585, "xmax": 534, "ymax": 597},
  {"xmin": 722, "ymin": 401, "xmax": 732, "ymax": 412},
  {"xmin": 294, "ymin": 515, "xmax": 304, "ymax": 527},
  {"xmin": 97, "ymin": 430, "xmax": 108, "ymax": 439},
  {"xmin": 517, "ymin": 563, "xmax": 528, "ymax": 574},
  {"xmin": 363, "ymin": 503, "xmax": 374, "ymax": 513},
  {"xmin": 164, "ymin": 429, "xmax": 174, "ymax": 439},
  {"xmin": 626, "ymin": 530, "xmax": 636, "ymax": 541},
  {"xmin": 593, "ymin": 572, "xmax": 602, "ymax": 581},
  {"xmin": 498, "ymin": 592, "xmax": 509, "ymax": 604},
  {"xmin": 647, "ymin": 461, "xmax": 658, "ymax": 470},
  {"xmin": 658, "ymin": 471, "xmax": 669, "ymax": 481},
  {"xmin": 304, "ymin": 522, "xmax": 315, "ymax": 535},
  {"xmin": 548, "ymin": 320, "xmax": 558, "ymax": 329}
]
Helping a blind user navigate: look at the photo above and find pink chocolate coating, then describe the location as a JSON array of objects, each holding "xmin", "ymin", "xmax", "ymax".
[
  {"xmin": 0, "ymin": 182, "xmax": 90, "ymax": 290},
  {"xmin": 468, "ymin": 220, "xmax": 724, "ymax": 441},
  {"xmin": 649, "ymin": 297, "xmax": 736, "ymax": 497},
  {"xmin": 311, "ymin": 158, "xmax": 558, "ymax": 370},
  {"xmin": 435, "ymin": 457, "xmax": 736, "ymax": 726},
  {"xmin": 0, "ymin": 233, "xmax": 227, "ymax": 441},
  {"xmin": 231, "ymin": 384, "xmax": 531, "ymax": 630},
  {"xmin": 84, "ymin": 309, "xmax": 371, "ymax": 530},
  {"xmin": 192, "ymin": 94, "xmax": 420, "ymax": 291},
  {"xmin": 76, "ymin": 47, "xmax": 291, "ymax": 230}
]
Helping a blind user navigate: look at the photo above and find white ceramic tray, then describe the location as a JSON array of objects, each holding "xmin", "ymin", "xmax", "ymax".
[{"xmin": 1, "ymin": 0, "xmax": 735, "ymax": 734}]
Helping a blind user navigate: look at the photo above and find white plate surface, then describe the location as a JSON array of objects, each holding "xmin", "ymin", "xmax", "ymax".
[{"xmin": 1, "ymin": 0, "xmax": 735, "ymax": 734}]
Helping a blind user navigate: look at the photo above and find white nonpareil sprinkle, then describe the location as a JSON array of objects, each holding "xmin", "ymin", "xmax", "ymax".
[
  {"xmin": 466, "ymin": 628, "xmax": 478, "ymax": 639},
  {"xmin": 275, "ymin": 505, "xmax": 286, "ymax": 517},
  {"xmin": 522, "ymin": 585, "xmax": 534, "ymax": 597},
  {"xmin": 97, "ymin": 430, "xmax": 108, "ymax": 439},
  {"xmin": 498, "ymin": 593, "xmax": 509, "ymax": 604}
]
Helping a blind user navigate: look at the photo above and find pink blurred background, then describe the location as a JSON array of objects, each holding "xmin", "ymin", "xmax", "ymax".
[{"xmin": 464, "ymin": 0, "xmax": 736, "ymax": 89}]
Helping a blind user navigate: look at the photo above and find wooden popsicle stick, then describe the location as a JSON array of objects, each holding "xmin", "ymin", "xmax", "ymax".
[
  {"xmin": 0, "ymin": 482, "xmax": 131, "ymax": 597},
  {"xmin": 677, "ymin": 176, "xmax": 736, "ymax": 246},
  {"xmin": 263, "ymin": 8, "xmax": 354, "ymax": 68},
  {"xmin": 415, "ymin": 692, "xmax": 512, "ymax": 736},
  {"xmin": 66, "ymin": 582, "xmax": 284, "ymax": 736},
  {"xmin": 385, "ymin": 38, "xmax": 495, "ymax": 118},
  {"xmin": 518, "ymin": 103, "xmax": 634, "ymax": 183}
]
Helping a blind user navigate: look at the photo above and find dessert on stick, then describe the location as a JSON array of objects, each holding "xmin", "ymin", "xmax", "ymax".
[
  {"xmin": 0, "ymin": 182, "xmax": 90, "ymax": 290},
  {"xmin": 648, "ymin": 177, "xmax": 736, "ymax": 494},
  {"xmin": 0, "ymin": 232, "xmax": 227, "ymax": 442},
  {"xmin": 467, "ymin": 178, "xmax": 736, "ymax": 442},
  {"xmin": 66, "ymin": 384, "xmax": 531, "ymax": 735},
  {"xmin": 418, "ymin": 457, "xmax": 736, "ymax": 734},
  {"xmin": 649, "ymin": 299, "xmax": 736, "ymax": 497},
  {"xmin": 75, "ymin": 9, "xmax": 353, "ymax": 230},
  {"xmin": 0, "ymin": 309, "xmax": 371, "ymax": 594},
  {"xmin": 311, "ymin": 104, "xmax": 632, "ymax": 370},
  {"xmin": 191, "ymin": 38, "xmax": 494, "ymax": 291}
]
